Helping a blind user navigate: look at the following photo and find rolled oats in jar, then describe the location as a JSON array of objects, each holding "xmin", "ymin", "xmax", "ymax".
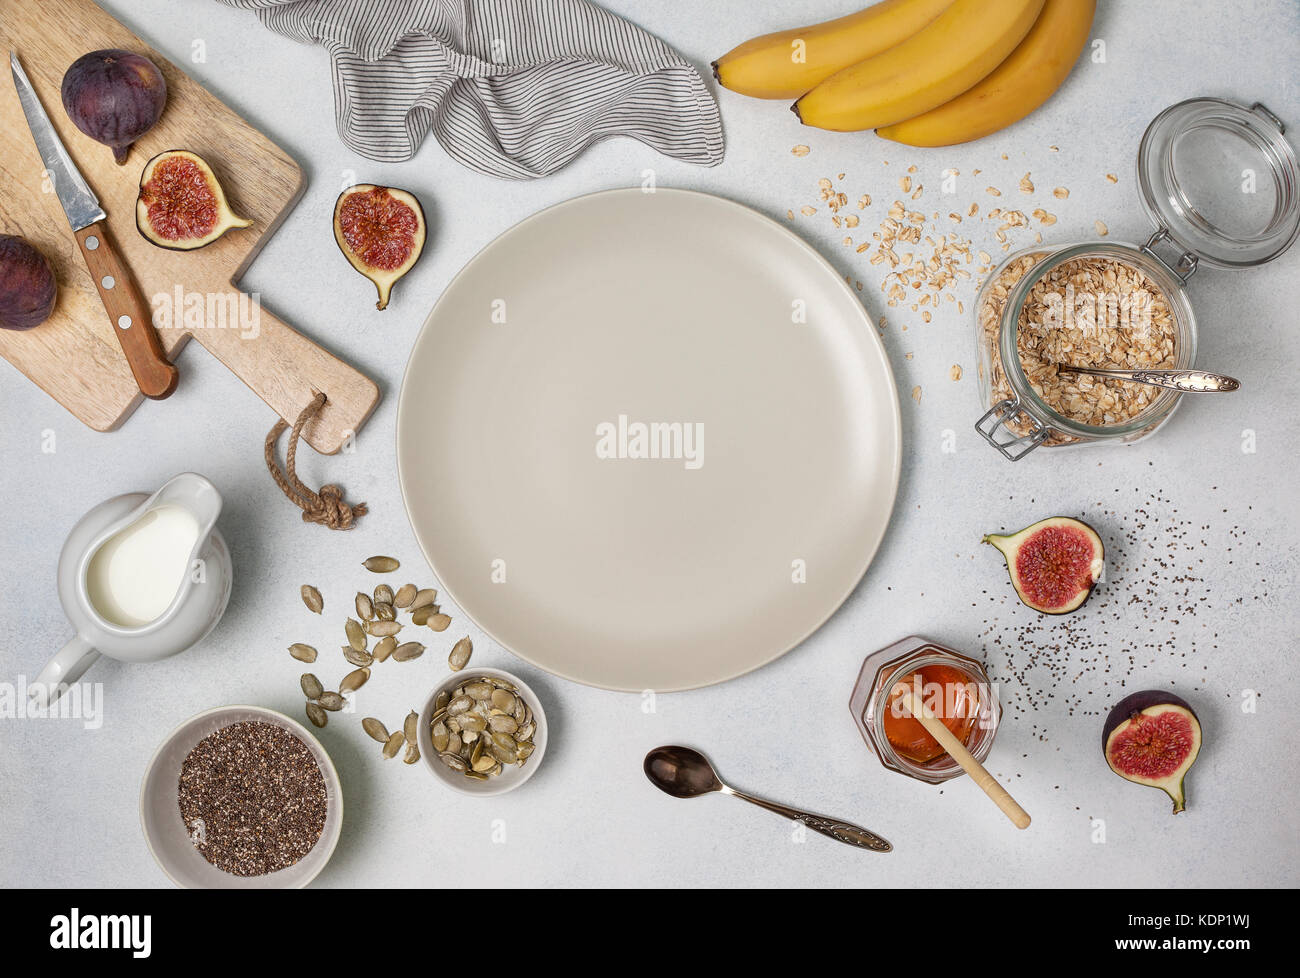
[{"xmin": 974, "ymin": 98, "xmax": 1300, "ymax": 459}]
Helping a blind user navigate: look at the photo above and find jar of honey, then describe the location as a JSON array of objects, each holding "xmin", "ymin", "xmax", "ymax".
[{"xmin": 849, "ymin": 636, "xmax": 1000, "ymax": 784}]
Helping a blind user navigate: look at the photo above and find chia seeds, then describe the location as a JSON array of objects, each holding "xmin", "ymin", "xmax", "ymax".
[{"xmin": 178, "ymin": 720, "xmax": 327, "ymax": 877}]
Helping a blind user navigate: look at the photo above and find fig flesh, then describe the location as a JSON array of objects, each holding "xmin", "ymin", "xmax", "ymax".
[
  {"xmin": 983, "ymin": 516, "xmax": 1103, "ymax": 614},
  {"xmin": 333, "ymin": 184, "xmax": 426, "ymax": 310},
  {"xmin": 61, "ymin": 49, "xmax": 167, "ymax": 166},
  {"xmin": 1103, "ymin": 690, "xmax": 1201, "ymax": 814},
  {"xmin": 0, "ymin": 234, "xmax": 58, "ymax": 331},
  {"xmin": 136, "ymin": 150, "xmax": 252, "ymax": 251}
]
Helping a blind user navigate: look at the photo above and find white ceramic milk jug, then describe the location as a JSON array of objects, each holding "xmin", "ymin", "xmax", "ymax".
[{"xmin": 35, "ymin": 473, "xmax": 232, "ymax": 707}]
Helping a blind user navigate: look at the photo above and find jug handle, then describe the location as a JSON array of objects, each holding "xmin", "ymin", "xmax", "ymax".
[{"xmin": 32, "ymin": 637, "xmax": 101, "ymax": 709}]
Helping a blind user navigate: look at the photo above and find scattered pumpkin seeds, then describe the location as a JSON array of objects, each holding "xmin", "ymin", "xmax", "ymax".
[
  {"xmin": 343, "ymin": 646, "xmax": 374, "ymax": 667},
  {"xmin": 301, "ymin": 584, "xmax": 324, "ymax": 614},
  {"xmin": 373, "ymin": 584, "xmax": 394, "ymax": 606},
  {"xmin": 300, "ymin": 673, "xmax": 324, "ymax": 700},
  {"xmin": 382, "ymin": 731, "xmax": 405, "ymax": 758},
  {"xmin": 428, "ymin": 613, "xmax": 452, "ymax": 633},
  {"xmin": 448, "ymin": 637, "xmax": 472, "ymax": 671},
  {"xmin": 372, "ymin": 635, "xmax": 397, "ymax": 662},
  {"xmin": 306, "ymin": 702, "xmax": 327, "ymax": 728},
  {"xmin": 355, "ymin": 592, "xmax": 374, "ymax": 621},
  {"xmin": 411, "ymin": 588, "xmax": 437, "ymax": 610},
  {"xmin": 367, "ymin": 620, "xmax": 402, "ymax": 637},
  {"xmin": 345, "ymin": 618, "xmax": 366, "ymax": 652},
  {"xmin": 392, "ymin": 641, "xmax": 425, "ymax": 662},
  {"xmin": 340, "ymin": 667, "xmax": 370, "ymax": 694},
  {"xmin": 362, "ymin": 717, "xmax": 389, "ymax": 742},
  {"xmin": 289, "ymin": 643, "xmax": 318, "ymax": 663},
  {"xmin": 318, "ymin": 691, "xmax": 346, "ymax": 711},
  {"xmin": 394, "ymin": 584, "xmax": 417, "ymax": 608},
  {"xmin": 363, "ymin": 556, "xmax": 400, "ymax": 573},
  {"xmin": 402, "ymin": 710, "xmax": 418, "ymax": 744},
  {"xmin": 375, "ymin": 602, "xmax": 396, "ymax": 621}
]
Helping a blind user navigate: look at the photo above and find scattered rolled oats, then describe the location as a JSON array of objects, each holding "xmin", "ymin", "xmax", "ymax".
[
  {"xmin": 791, "ymin": 144, "xmax": 811, "ymax": 157},
  {"xmin": 950, "ymin": 364, "xmax": 963, "ymax": 381},
  {"xmin": 1019, "ymin": 173, "xmax": 1034, "ymax": 194},
  {"xmin": 1053, "ymin": 187, "xmax": 1069, "ymax": 199},
  {"xmin": 1095, "ymin": 219, "xmax": 1109, "ymax": 236},
  {"xmin": 1105, "ymin": 173, "xmax": 1118, "ymax": 184},
  {"xmin": 986, "ymin": 186, "xmax": 1002, "ymax": 197}
]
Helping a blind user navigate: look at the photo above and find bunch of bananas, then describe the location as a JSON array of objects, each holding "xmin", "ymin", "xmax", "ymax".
[{"xmin": 712, "ymin": 0, "xmax": 1096, "ymax": 146}]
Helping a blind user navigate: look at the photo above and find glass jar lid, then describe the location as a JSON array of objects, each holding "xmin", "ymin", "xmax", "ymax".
[{"xmin": 1137, "ymin": 97, "xmax": 1300, "ymax": 270}]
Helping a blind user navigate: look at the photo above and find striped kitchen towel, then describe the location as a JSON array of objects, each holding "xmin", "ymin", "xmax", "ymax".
[{"xmin": 216, "ymin": 0, "xmax": 724, "ymax": 178}]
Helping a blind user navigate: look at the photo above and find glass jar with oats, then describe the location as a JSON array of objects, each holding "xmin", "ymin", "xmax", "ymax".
[{"xmin": 974, "ymin": 98, "xmax": 1300, "ymax": 459}]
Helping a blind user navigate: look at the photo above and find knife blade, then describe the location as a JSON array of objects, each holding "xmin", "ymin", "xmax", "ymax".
[
  {"xmin": 10, "ymin": 51, "xmax": 178, "ymax": 400},
  {"xmin": 10, "ymin": 52, "xmax": 105, "ymax": 231}
]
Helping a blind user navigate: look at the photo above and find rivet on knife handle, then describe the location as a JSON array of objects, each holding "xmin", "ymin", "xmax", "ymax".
[{"xmin": 75, "ymin": 221, "xmax": 178, "ymax": 400}]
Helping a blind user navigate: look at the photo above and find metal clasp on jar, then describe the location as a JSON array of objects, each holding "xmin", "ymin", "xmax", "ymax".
[{"xmin": 975, "ymin": 398, "xmax": 1049, "ymax": 460}]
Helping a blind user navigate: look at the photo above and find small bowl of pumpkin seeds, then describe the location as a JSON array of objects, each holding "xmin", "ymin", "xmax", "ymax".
[{"xmin": 417, "ymin": 667, "xmax": 547, "ymax": 796}]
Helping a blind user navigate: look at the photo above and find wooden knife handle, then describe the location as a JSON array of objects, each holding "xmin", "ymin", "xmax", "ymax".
[{"xmin": 75, "ymin": 221, "xmax": 179, "ymax": 400}]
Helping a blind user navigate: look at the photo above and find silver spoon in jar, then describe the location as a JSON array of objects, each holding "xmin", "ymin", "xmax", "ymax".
[
  {"xmin": 1055, "ymin": 365, "xmax": 1240, "ymax": 393},
  {"xmin": 643, "ymin": 745, "xmax": 893, "ymax": 852}
]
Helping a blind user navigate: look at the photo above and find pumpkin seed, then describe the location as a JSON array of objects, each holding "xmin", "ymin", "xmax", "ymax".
[
  {"xmin": 306, "ymin": 702, "xmax": 328, "ymax": 727},
  {"xmin": 392, "ymin": 642, "xmax": 425, "ymax": 662},
  {"xmin": 363, "ymin": 556, "xmax": 400, "ymax": 573},
  {"xmin": 300, "ymin": 673, "xmax": 324, "ymax": 700},
  {"xmin": 374, "ymin": 584, "xmax": 394, "ymax": 606},
  {"xmin": 340, "ymin": 667, "xmax": 370, "ymax": 693},
  {"xmin": 463, "ymin": 770, "xmax": 489, "ymax": 781},
  {"xmin": 463, "ymin": 681, "xmax": 492, "ymax": 700},
  {"xmin": 318, "ymin": 691, "xmax": 346, "ymax": 711},
  {"xmin": 447, "ymin": 695, "xmax": 473, "ymax": 716},
  {"xmin": 289, "ymin": 643, "xmax": 318, "ymax": 663},
  {"xmin": 345, "ymin": 618, "xmax": 366, "ymax": 652},
  {"xmin": 402, "ymin": 710, "xmax": 418, "ymax": 744},
  {"xmin": 488, "ymin": 714, "xmax": 518, "ymax": 735},
  {"xmin": 301, "ymin": 584, "xmax": 324, "ymax": 614},
  {"xmin": 431, "ymin": 721, "xmax": 449, "ymax": 752},
  {"xmin": 446, "ymin": 731, "xmax": 463, "ymax": 755},
  {"xmin": 372, "ymin": 635, "xmax": 397, "ymax": 662},
  {"xmin": 410, "ymin": 606, "xmax": 433, "ymax": 625},
  {"xmin": 403, "ymin": 743, "xmax": 420, "ymax": 764},
  {"xmin": 383, "ymin": 731, "xmax": 405, "ymax": 758},
  {"xmin": 458, "ymin": 714, "xmax": 487, "ymax": 733},
  {"xmin": 448, "ymin": 637, "xmax": 472, "ymax": 670},
  {"xmin": 439, "ymin": 751, "xmax": 469, "ymax": 772},
  {"xmin": 343, "ymin": 646, "xmax": 373, "ymax": 667},
  {"xmin": 488, "ymin": 743, "xmax": 517, "ymax": 765},
  {"xmin": 411, "ymin": 588, "xmax": 438, "ymax": 610},
  {"xmin": 394, "ymin": 584, "xmax": 417, "ymax": 608},
  {"xmin": 375, "ymin": 602, "xmax": 396, "ymax": 621},
  {"xmin": 471, "ymin": 752, "xmax": 496, "ymax": 774},
  {"xmin": 490, "ymin": 689, "xmax": 516, "ymax": 712},
  {"xmin": 435, "ymin": 690, "xmax": 451, "ymax": 711},
  {"xmin": 362, "ymin": 717, "xmax": 389, "ymax": 742},
  {"xmin": 429, "ymin": 613, "xmax": 452, "ymax": 633},
  {"xmin": 355, "ymin": 592, "xmax": 374, "ymax": 621},
  {"xmin": 516, "ymin": 742, "xmax": 535, "ymax": 761},
  {"xmin": 515, "ymin": 720, "xmax": 535, "ymax": 742},
  {"xmin": 367, "ymin": 620, "xmax": 402, "ymax": 637}
]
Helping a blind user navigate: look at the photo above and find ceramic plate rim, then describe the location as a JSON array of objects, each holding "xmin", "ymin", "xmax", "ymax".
[{"xmin": 396, "ymin": 187, "xmax": 902, "ymax": 692}]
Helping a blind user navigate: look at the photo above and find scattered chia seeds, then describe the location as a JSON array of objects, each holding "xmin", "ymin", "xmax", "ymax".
[
  {"xmin": 978, "ymin": 490, "xmax": 1269, "ymax": 729},
  {"xmin": 178, "ymin": 720, "xmax": 327, "ymax": 877}
]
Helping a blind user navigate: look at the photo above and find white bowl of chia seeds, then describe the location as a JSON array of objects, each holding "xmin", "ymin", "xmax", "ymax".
[
  {"xmin": 418, "ymin": 667, "xmax": 547, "ymax": 796},
  {"xmin": 140, "ymin": 705, "xmax": 343, "ymax": 888}
]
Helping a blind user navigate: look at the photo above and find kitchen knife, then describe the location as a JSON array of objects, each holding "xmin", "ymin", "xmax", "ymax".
[{"xmin": 10, "ymin": 51, "xmax": 178, "ymax": 400}]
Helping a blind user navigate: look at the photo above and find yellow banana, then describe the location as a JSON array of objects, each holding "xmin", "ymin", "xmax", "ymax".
[
  {"xmin": 877, "ymin": 0, "xmax": 1095, "ymax": 146},
  {"xmin": 793, "ymin": 0, "xmax": 1047, "ymax": 132},
  {"xmin": 711, "ymin": 0, "xmax": 955, "ymax": 101}
]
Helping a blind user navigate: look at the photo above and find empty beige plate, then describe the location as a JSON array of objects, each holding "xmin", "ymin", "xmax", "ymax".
[{"xmin": 396, "ymin": 189, "xmax": 900, "ymax": 691}]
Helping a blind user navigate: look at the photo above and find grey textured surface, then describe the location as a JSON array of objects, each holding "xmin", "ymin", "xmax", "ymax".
[{"xmin": 1, "ymin": 0, "xmax": 1297, "ymax": 888}]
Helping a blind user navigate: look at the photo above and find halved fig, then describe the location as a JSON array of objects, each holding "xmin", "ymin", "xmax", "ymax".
[
  {"xmin": 333, "ymin": 184, "xmax": 426, "ymax": 310},
  {"xmin": 1103, "ymin": 690, "xmax": 1202, "ymax": 814},
  {"xmin": 136, "ymin": 150, "xmax": 251, "ymax": 251},
  {"xmin": 982, "ymin": 516, "xmax": 1103, "ymax": 614}
]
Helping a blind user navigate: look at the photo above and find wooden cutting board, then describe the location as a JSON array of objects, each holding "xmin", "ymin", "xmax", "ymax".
[{"xmin": 0, "ymin": 0, "xmax": 378, "ymax": 454}]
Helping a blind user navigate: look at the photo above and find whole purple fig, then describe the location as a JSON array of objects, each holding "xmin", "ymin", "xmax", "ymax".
[
  {"xmin": 61, "ymin": 49, "xmax": 167, "ymax": 165},
  {"xmin": 0, "ymin": 234, "xmax": 58, "ymax": 331}
]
